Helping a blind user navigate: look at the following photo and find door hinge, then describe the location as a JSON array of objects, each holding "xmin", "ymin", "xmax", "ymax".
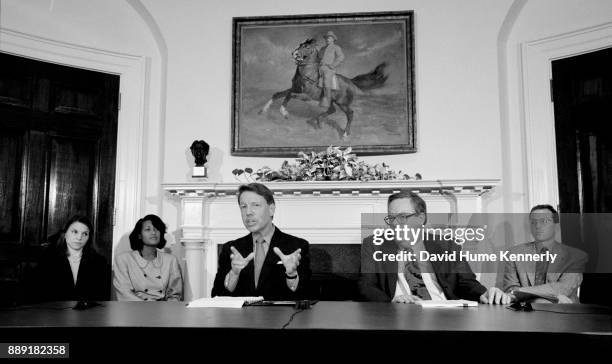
[
  {"xmin": 113, "ymin": 208, "xmax": 117, "ymax": 226},
  {"xmin": 118, "ymin": 92, "xmax": 122, "ymax": 111},
  {"xmin": 550, "ymin": 78, "xmax": 554, "ymax": 103}
]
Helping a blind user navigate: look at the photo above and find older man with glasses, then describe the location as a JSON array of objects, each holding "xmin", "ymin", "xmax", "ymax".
[
  {"xmin": 358, "ymin": 191, "xmax": 511, "ymax": 304},
  {"xmin": 503, "ymin": 204, "xmax": 588, "ymax": 303}
]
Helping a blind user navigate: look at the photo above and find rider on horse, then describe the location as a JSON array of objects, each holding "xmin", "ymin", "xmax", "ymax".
[{"xmin": 317, "ymin": 31, "xmax": 345, "ymax": 108}]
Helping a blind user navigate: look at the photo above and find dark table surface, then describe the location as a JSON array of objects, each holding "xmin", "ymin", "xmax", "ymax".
[
  {"xmin": 1, "ymin": 301, "xmax": 610, "ymax": 334},
  {"xmin": 288, "ymin": 301, "xmax": 612, "ymax": 333}
]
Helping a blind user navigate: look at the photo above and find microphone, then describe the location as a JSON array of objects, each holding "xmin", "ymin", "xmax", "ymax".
[
  {"xmin": 73, "ymin": 300, "xmax": 101, "ymax": 310},
  {"xmin": 294, "ymin": 300, "xmax": 312, "ymax": 310}
]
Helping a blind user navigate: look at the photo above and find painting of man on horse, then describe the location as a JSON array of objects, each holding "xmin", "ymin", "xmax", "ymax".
[
  {"xmin": 232, "ymin": 13, "xmax": 415, "ymax": 156},
  {"xmin": 259, "ymin": 34, "xmax": 389, "ymax": 140}
]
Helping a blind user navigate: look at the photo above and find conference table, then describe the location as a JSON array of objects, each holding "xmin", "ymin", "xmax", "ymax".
[{"xmin": 1, "ymin": 301, "xmax": 610, "ymax": 359}]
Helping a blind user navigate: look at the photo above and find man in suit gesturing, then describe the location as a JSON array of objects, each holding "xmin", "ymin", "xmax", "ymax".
[
  {"xmin": 212, "ymin": 183, "xmax": 310, "ymax": 300},
  {"xmin": 359, "ymin": 191, "xmax": 511, "ymax": 304}
]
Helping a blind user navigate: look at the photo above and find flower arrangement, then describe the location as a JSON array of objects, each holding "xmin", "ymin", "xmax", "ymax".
[{"xmin": 232, "ymin": 146, "xmax": 421, "ymax": 183}]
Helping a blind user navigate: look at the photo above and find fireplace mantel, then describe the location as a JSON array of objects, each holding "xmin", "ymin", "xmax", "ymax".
[
  {"xmin": 163, "ymin": 179, "xmax": 500, "ymax": 300},
  {"xmin": 164, "ymin": 179, "xmax": 498, "ymax": 197}
]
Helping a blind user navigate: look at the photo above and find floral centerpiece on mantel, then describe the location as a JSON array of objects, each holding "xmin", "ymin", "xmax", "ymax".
[{"xmin": 232, "ymin": 146, "xmax": 421, "ymax": 182}]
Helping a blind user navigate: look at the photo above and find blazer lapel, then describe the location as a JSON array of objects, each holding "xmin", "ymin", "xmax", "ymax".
[
  {"xmin": 383, "ymin": 240, "xmax": 398, "ymax": 297},
  {"xmin": 59, "ymin": 254, "xmax": 76, "ymax": 290},
  {"xmin": 387, "ymin": 271, "xmax": 398, "ymax": 298},
  {"xmin": 236, "ymin": 237, "xmax": 256, "ymax": 291},
  {"xmin": 74, "ymin": 252, "xmax": 87, "ymax": 291},
  {"xmin": 547, "ymin": 245, "xmax": 567, "ymax": 281}
]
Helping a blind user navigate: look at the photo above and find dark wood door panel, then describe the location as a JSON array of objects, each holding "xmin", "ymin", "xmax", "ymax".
[
  {"xmin": 46, "ymin": 136, "xmax": 97, "ymax": 238},
  {"xmin": 0, "ymin": 130, "xmax": 24, "ymax": 243},
  {"xmin": 0, "ymin": 72, "xmax": 33, "ymax": 110},
  {"xmin": 51, "ymin": 81, "xmax": 103, "ymax": 118},
  {"xmin": 21, "ymin": 131, "xmax": 48, "ymax": 247},
  {"xmin": 0, "ymin": 107, "xmax": 111, "ymax": 137},
  {"xmin": 49, "ymin": 63, "xmax": 110, "ymax": 118}
]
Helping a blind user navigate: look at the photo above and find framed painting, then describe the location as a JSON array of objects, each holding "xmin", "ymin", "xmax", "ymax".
[{"xmin": 231, "ymin": 11, "xmax": 415, "ymax": 156}]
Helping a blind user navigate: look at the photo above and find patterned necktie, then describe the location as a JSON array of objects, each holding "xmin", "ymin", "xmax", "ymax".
[
  {"xmin": 403, "ymin": 247, "xmax": 431, "ymax": 300},
  {"xmin": 254, "ymin": 239, "xmax": 266, "ymax": 288},
  {"xmin": 534, "ymin": 247, "xmax": 550, "ymax": 285}
]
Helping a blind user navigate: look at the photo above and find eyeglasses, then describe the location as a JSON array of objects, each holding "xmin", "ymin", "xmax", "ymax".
[
  {"xmin": 384, "ymin": 212, "xmax": 421, "ymax": 225},
  {"xmin": 529, "ymin": 217, "xmax": 554, "ymax": 225}
]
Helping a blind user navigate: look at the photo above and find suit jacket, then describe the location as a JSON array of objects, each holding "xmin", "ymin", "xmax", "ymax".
[
  {"xmin": 211, "ymin": 228, "xmax": 311, "ymax": 300},
  {"xmin": 502, "ymin": 241, "xmax": 587, "ymax": 303},
  {"xmin": 358, "ymin": 236, "xmax": 487, "ymax": 302},
  {"xmin": 24, "ymin": 247, "xmax": 110, "ymax": 303}
]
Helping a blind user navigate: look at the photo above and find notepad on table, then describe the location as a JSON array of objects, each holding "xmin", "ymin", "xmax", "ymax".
[
  {"xmin": 187, "ymin": 296, "xmax": 264, "ymax": 308},
  {"xmin": 415, "ymin": 300, "xmax": 478, "ymax": 308}
]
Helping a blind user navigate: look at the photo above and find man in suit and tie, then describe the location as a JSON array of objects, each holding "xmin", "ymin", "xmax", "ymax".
[
  {"xmin": 359, "ymin": 191, "xmax": 511, "ymax": 304},
  {"xmin": 211, "ymin": 183, "xmax": 311, "ymax": 300},
  {"xmin": 503, "ymin": 204, "xmax": 587, "ymax": 303}
]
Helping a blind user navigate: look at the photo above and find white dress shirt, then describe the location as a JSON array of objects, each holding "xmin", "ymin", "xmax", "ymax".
[{"xmin": 66, "ymin": 246, "xmax": 82, "ymax": 285}]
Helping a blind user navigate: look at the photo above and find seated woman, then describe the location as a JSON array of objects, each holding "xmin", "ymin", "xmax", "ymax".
[
  {"xmin": 24, "ymin": 215, "xmax": 110, "ymax": 303},
  {"xmin": 113, "ymin": 214, "xmax": 183, "ymax": 301}
]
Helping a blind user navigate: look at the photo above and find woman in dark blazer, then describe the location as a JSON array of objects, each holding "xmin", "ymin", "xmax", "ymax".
[{"xmin": 24, "ymin": 215, "xmax": 110, "ymax": 303}]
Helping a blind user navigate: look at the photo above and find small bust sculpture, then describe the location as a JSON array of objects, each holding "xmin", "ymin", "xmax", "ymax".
[{"xmin": 190, "ymin": 140, "xmax": 210, "ymax": 167}]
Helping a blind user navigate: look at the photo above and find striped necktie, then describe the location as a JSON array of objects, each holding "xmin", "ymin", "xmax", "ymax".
[
  {"xmin": 403, "ymin": 247, "xmax": 431, "ymax": 300},
  {"xmin": 534, "ymin": 247, "xmax": 550, "ymax": 285}
]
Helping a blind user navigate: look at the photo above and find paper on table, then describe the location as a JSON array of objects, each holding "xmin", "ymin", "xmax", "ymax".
[
  {"xmin": 187, "ymin": 296, "xmax": 264, "ymax": 308},
  {"xmin": 415, "ymin": 300, "xmax": 478, "ymax": 308}
]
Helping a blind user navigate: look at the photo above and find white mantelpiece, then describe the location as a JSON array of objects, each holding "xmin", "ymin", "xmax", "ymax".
[{"xmin": 163, "ymin": 180, "xmax": 499, "ymax": 301}]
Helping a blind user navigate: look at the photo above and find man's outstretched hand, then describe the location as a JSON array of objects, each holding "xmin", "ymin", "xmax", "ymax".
[
  {"xmin": 230, "ymin": 246, "xmax": 255, "ymax": 275},
  {"xmin": 273, "ymin": 247, "xmax": 301, "ymax": 275}
]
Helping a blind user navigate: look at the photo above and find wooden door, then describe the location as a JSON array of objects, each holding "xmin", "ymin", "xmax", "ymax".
[
  {"xmin": 552, "ymin": 47, "xmax": 612, "ymax": 305},
  {"xmin": 0, "ymin": 52, "xmax": 119, "ymax": 305}
]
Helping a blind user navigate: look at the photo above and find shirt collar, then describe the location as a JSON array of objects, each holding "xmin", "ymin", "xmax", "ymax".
[
  {"xmin": 132, "ymin": 250, "xmax": 162, "ymax": 267},
  {"xmin": 396, "ymin": 240, "xmax": 424, "ymax": 252},
  {"xmin": 253, "ymin": 225, "xmax": 276, "ymax": 245},
  {"xmin": 533, "ymin": 241, "xmax": 561, "ymax": 254}
]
